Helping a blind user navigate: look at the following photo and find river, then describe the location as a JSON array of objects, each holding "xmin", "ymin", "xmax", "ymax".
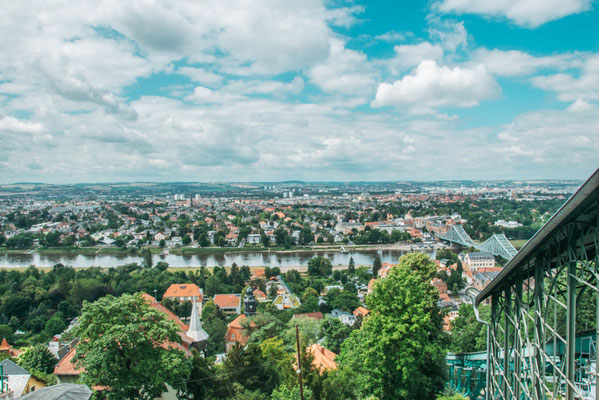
[{"xmin": 0, "ymin": 247, "xmax": 437, "ymax": 269}]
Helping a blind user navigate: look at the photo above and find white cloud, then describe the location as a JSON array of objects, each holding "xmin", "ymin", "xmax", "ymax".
[
  {"xmin": 531, "ymin": 54, "xmax": 599, "ymax": 101},
  {"xmin": 0, "ymin": 117, "xmax": 45, "ymax": 134},
  {"xmin": 567, "ymin": 98, "xmax": 595, "ymax": 112},
  {"xmin": 186, "ymin": 87, "xmax": 243, "ymax": 104},
  {"xmin": 223, "ymin": 77, "xmax": 304, "ymax": 95},
  {"xmin": 177, "ymin": 67, "xmax": 223, "ymax": 86},
  {"xmin": 496, "ymin": 107, "xmax": 599, "ymax": 169},
  {"xmin": 388, "ymin": 42, "xmax": 444, "ymax": 72},
  {"xmin": 308, "ymin": 38, "xmax": 377, "ymax": 95},
  {"xmin": 436, "ymin": 0, "xmax": 592, "ymax": 28},
  {"xmin": 474, "ymin": 48, "xmax": 579, "ymax": 76},
  {"xmin": 372, "ymin": 60, "xmax": 500, "ymax": 112},
  {"xmin": 375, "ymin": 31, "xmax": 411, "ymax": 43},
  {"xmin": 428, "ymin": 20, "xmax": 467, "ymax": 51}
]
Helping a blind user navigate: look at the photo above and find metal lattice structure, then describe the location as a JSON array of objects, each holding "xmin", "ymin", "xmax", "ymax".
[
  {"xmin": 475, "ymin": 168, "xmax": 599, "ymax": 400},
  {"xmin": 439, "ymin": 226, "xmax": 518, "ymax": 260},
  {"xmin": 447, "ymin": 351, "xmax": 488, "ymax": 400},
  {"xmin": 440, "ymin": 224, "xmax": 476, "ymax": 247},
  {"xmin": 478, "ymin": 234, "xmax": 519, "ymax": 260}
]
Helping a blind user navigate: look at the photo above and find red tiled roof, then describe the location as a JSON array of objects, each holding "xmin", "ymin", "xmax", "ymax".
[
  {"xmin": 293, "ymin": 312, "xmax": 323, "ymax": 321},
  {"xmin": 308, "ymin": 343, "xmax": 337, "ymax": 372},
  {"xmin": 213, "ymin": 294, "xmax": 241, "ymax": 309},
  {"xmin": 54, "ymin": 347, "xmax": 83, "ymax": 376},
  {"xmin": 352, "ymin": 307, "xmax": 370, "ymax": 318},
  {"xmin": 163, "ymin": 283, "xmax": 202, "ymax": 301},
  {"xmin": 141, "ymin": 293, "xmax": 188, "ymax": 332},
  {"xmin": 0, "ymin": 338, "xmax": 11, "ymax": 351}
]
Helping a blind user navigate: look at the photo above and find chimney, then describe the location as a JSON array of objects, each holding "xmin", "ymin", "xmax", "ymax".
[{"xmin": 320, "ymin": 346, "xmax": 325, "ymax": 355}]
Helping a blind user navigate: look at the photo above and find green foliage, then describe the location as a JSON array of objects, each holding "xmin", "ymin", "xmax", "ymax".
[
  {"xmin": 18, "ymin": 344, "xmax": 57, "ymax": 374},
  {"xmin": 372, "ymin": 256, "xmax": 382, "ymax": 276},
  {"xmin": 320, "ymin": 317, "xmax": 353, "ymax": 354},
  {"xmin": 43, "ymin": 316, "xmax": 66, "ymax": 337},
  {"xmin": 449, "ymin": 304, "xmax": 488, "ymax": 353},
  {"xmin": 307, "ymin": 257, "xmax": 333, "ymax": 277},
  {"xmin": 339, "ymin": 253, "xmax": 447, "ymax": 400},
  {"xmin": 325, "ymin": 289, "xmax": 360, "ymax": 313},
  {"xmin": 73, "ymin": 293, "xmax": 191, "ymax": 399},
  {"xmin": 223, "ymin": 343, "xmax": 278, "ymax": 396},
  {"xmin": 271, "ymin": 385, "xmax": 313, "ymax": 400}
]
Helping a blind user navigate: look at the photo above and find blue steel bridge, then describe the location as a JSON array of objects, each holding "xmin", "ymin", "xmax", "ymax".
[
  {"xmin": 446, "ymin": 167, "xmax": 599, "ymax": 400},
  {"xmin": 438, "ymin": 224, "xmax": 518, "ymax": 260}
]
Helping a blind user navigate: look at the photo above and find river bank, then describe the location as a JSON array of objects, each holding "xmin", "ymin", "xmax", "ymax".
[{"xmin": 0, "ymin": 245, "xmax": 437, "ymax": 269}]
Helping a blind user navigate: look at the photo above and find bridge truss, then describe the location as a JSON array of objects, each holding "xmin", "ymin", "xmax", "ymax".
[
  {"xmin": 475, "ymin": 168, "xmax": 599, "ymax": 400},
  {"xmin": 438, "ymin": 225, "xmax": 518, "ymax": 260}
]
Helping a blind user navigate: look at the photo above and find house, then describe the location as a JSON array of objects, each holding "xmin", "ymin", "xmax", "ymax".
[
  {"xmin": 225, "ymin": 314, "xmax": 252, "ymax": 352},
  {"xmin": 329, "ymin": 309, "xmax": 356, "ymax": 326},
  {"xmin": 272, "ymin": 294, "xmax": 301, "ymax": 310},
  {"xmin": 0, "ymin": 359, "xmax": 47, "ymax": 397},
  {"xmin": 19, "ymin": 384, "xmax": 92, "ymax": 399},
  {"xmin": 163, "ymin": 284, "xmax": 203, "ymax": 303},
  {"xmin": 463, "ymin": 252, "xmax": 495, "ymax": 272},
  {"xmin": 48, "ymin": 337, "xmax": 79, "ymax": 361},
  {"xmin": 246, "ymin": 234, "xmax": 261, "ymax": 244},
  {"xmin": 292, "ymin": 312, "xmax": 323, "ymax": 321},
  {"xmin": 253, "ymin": 289, "xmax": 268, "ymax": 302},
  {"xmin": 0, "ymin": 338, "xmax": 20, "ymax": 357},
  {"xmin": 55, "ymin": 293, "xmax": 208, "ymax": 385},
  {"xmin": 307, "ymin": 343, "xmax": 337, "ymax": 372},
  {"xmin": 352, "ymin": 306, "xmax": 369, "ymax": 318},
  {"xmin": 250, "ymin": 268, "xmax": 265, "ymax": 280},
  {"xmin": 213, "ymin": 294, "xmax": 241, "ymax": 314}
]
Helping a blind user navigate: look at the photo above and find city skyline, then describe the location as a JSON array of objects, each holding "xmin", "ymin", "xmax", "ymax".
[{"xmin": 1, "ymin": 0, "xmax": 598, "ymax": 183}]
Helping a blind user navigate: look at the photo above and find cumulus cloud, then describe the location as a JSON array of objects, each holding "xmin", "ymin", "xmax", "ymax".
[
  {"xmin": 473, "ymin": 48, "xmax": 579, "ymax": 76},
  {"xmin": 372, "ymin": 60, "xmax": 500, "ymax": 112},
  {"xmin": 0, "ymin": 117, "xmax": 45, "ymax": 134},
  {"xmin": 436, "ymin": 0, "xmax": 592, "ymax": 28},
  {"xmin": 531, "ymin": 54, "xmax": 599, "ymax": 101},
  {"xmin": 388, "ymin": 42, "xmax": 444, "ymax": 73},
  {"xmin": 308, "ymin": 38, "xmax": 377, "ymax": 95}
]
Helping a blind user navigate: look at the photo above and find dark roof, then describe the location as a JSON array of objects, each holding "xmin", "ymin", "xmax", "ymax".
[
  {"xmin": 20, "ymin": 384, "xmax": 92, "ymax": 400},
  {"xmin": 0, "ymin": 358, "xmax": 29, "ymax": 375},
  {"xmin": 466, "ymin": 252, "xmax": 494, "ymax": 260}
]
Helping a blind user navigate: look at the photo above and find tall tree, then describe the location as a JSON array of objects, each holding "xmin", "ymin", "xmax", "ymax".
[
  {"xmin": 73, "ymin": 293, "xmax": 191, "ymax": 400},
  {"xmin": 348, "ymin": 257, "xmax": 355, "ymax": 274},
  {"xmin": 372, "ymin": 256, "xmax": 382, "ymax": 277},
  {"xmin": 18, "ymin": 344, "xmax": 57, "ymax": 374},
  {"xmin": 339, "ymin": 253, "xmax": 447, "ymax": 400}
]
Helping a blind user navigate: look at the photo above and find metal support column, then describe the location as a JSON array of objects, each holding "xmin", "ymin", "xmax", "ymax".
[
  {"xmin": 533, "ymin": 261, "xmax": 545, "ymax": 400},
  {"xmin": 566, "ymin": 259, "xmax": 577, "ymax": 400},
  {"xmin": 504, "ymin": 286, "xmax": 512, "ymax": 400}
]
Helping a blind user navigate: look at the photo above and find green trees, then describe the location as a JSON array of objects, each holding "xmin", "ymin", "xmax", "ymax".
[
  {"xmin": 73, "ymin": 293, "xmax": 190, "ymax": 399},
  {"xmin": 307, "ymin": 257, "xmax": 333, "ymax": 277},
  {"xmin": 18, "ymin": 344, "xmax": 57, "ymax": 374},
  {"xmin": 348, "ymin": 257, "xmax": 355, "ymax": 274},
  {"xmin": 449, "ymin": 304, "xmax": 489, "ymax": 353},
  {"xmin": 372, "ymin": 256, "xmax": 382, "ymax": 276},
  {"xmin": 339, "ymin": 253, "xmax": 447, "ymax": 400}
]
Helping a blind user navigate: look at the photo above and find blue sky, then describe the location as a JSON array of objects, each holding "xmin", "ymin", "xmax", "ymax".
[{"xmin": 0, "ymin": 0, "xmax": 597, "ymax": 183}]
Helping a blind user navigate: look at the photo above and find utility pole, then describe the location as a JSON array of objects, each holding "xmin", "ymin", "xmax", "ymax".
[{"xmin": 295, "ymin": 324, "xmax": 304, "ymax": 400}]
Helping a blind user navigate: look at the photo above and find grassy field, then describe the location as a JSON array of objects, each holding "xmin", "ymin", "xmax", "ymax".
[{"xmin": 510, "ymin": 239, "xmax": 529, "ymax": 250}]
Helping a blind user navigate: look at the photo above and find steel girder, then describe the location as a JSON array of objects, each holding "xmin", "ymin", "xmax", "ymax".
[
  {"xmin": 439, "ymin": 225, "xmax": 518, "ymax": 260},
  {"xmin": 485, "ymin": 216, "xmax": 599, "ymax": 400}
]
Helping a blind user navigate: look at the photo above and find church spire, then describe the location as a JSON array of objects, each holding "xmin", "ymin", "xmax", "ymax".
[
  {"xmin": 244, "ymin": 286, "xmax": 257, "ymax": 316},
  {"xmin": 186, "ymin": 296, "xmax": 209, "ymax": 347}
]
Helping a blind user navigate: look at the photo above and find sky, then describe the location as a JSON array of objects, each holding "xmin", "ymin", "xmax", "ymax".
[{"xmin": 0, "ymin": 0, "xmax": 598, "ymax": 183}]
